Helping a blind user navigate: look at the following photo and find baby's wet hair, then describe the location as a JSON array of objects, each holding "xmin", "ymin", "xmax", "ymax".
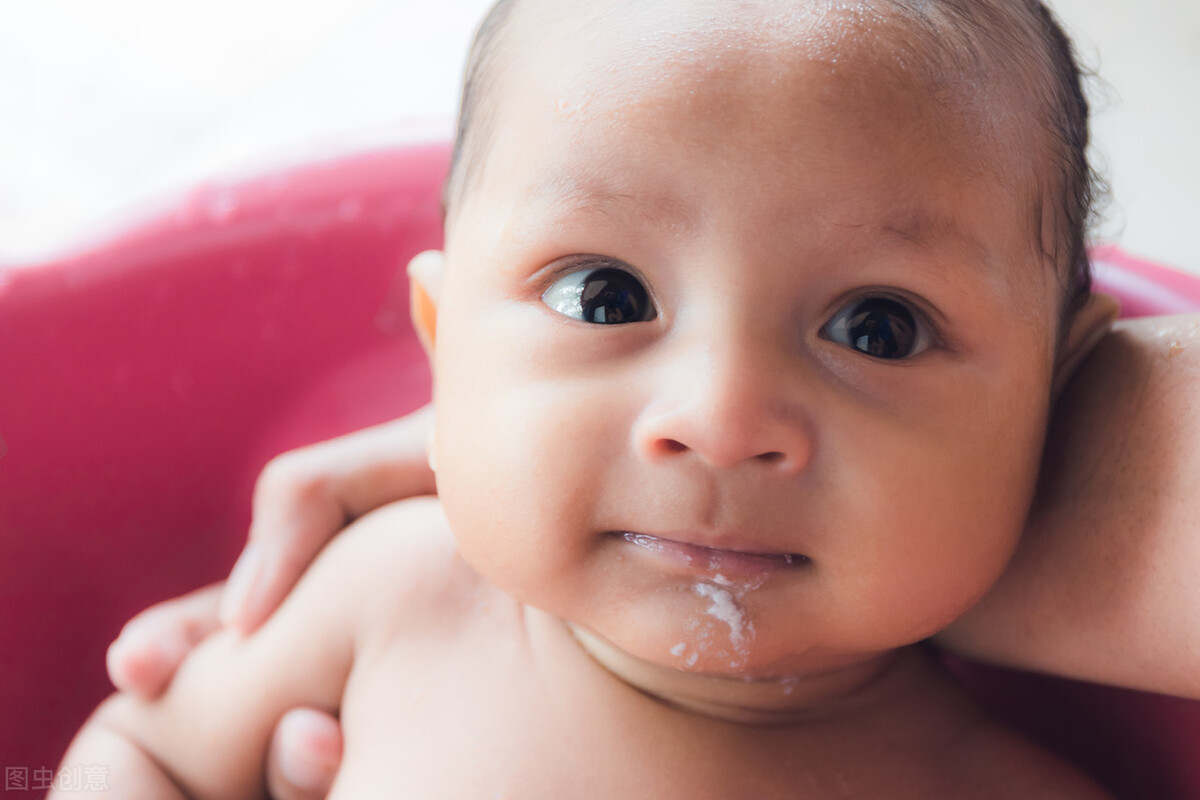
[
  {"xmin": 876, "ymin": 0, "xmax": 1102, "ymax": 323},
  {"xmin": 443, "ymin": 0, "xmax": 1102, "ymax": 323},
  {"xmin": 442, "ymin": 0, "xmax": 519, "ymax": 226}
]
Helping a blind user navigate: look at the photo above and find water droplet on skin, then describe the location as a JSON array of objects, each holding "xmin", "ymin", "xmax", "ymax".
[{"xmin": 670, "ymin": 642, "xmax": 687, "ymax": 656}]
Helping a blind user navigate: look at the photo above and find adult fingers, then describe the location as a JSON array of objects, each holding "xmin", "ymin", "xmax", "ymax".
[
  {"xmin": 106, "ymin": 583, "xmax": 224, "ymax": 699},
  {"xmin": 220, "ymin": 405, "xmax": 437, "ymax": 633},
  {"xmin": 266, "ymin": 708, "xmax": 343, "ymax": 800},
  {"xmin": 217, "ymin": 447, "xmax": 345, "ymax": 633}
]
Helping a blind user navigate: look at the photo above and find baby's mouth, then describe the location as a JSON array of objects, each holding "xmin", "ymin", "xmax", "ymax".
[{"xmin": 616, "ymin": 531, "xmax": 811, "ymax": 579}]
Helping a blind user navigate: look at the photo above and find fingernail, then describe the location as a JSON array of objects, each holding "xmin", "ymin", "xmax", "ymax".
[
  {"xmin": 277, "ymin": 709, "xmax": 340, "ymax": 790},
  {"xmin": 219, "ymin": 544, "xmax": 266, "ymax": 628}
]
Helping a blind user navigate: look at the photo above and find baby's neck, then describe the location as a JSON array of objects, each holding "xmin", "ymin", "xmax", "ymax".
[{"xmin": 522, "ymin": 607, "xmax": 930, "ymax": 726}]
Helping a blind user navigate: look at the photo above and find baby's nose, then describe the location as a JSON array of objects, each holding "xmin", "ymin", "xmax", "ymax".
[{"xmin": 632, "ymin": 339, "xmax": 813, "ymax": 476}]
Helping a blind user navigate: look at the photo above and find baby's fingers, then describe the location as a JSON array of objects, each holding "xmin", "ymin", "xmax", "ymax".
[{"xmin": 106, "ymin": 583, "xmax": 224, "ymax": 699}]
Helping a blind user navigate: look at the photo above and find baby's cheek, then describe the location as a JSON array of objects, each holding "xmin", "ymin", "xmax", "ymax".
[
  {"xmin": 848, "ymin": 467, "xmax": 1028, "ymax": 638},
  {"xmin": 435, "ymin": 406, "xmax": 591, "ymax": 594}
]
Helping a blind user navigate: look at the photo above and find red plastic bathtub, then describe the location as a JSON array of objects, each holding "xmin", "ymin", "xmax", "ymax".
[{"xmin": 1, "ymin": 141, "xmax": 1198, "ymax": 797}]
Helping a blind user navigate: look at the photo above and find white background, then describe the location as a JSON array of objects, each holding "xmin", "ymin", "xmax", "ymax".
[{"xmin": 1, "ymin": 0, "xmax": 1197, "ymax": 271}]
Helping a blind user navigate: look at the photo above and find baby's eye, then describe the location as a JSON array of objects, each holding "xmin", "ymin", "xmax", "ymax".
[
  {"xmin": 541, "ymin": 266, "xmax": 657, "ymax": 324},
  {"xmin": 822, "ymin": 296, "xmax": 931, "ymax": 359}
]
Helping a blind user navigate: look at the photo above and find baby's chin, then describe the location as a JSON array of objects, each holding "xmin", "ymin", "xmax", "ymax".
[
  {"xmin": 562, "ymin": 617, "xmax": 917, "ymax": 723},
  {"xmin": 562, "ymin": 597, "xmax": 820, "ymax": 681},
  {"xmin": 565, "ymin": 584, "xmax": 940, "ymax": 677}
]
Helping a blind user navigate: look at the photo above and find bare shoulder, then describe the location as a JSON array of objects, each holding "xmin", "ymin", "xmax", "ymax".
[
  {"xmin": 945, "ymin": 719, "xmax": 1113, "ymax": 800},
  {"xmin": 325, "ymin": 495, "xmax": 457, "ymax": 577},
  {"xmin": 317, "ymin": 496, "xmax": 488, "ymax": 644}
]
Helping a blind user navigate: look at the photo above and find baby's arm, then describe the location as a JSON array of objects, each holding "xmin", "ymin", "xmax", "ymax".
[
  {"xmin": 56, "ymin": 497, "xmax": 443, "ymax": 798},
  {"xmin": 56, "ymin": 544, "xmax": 355, "ymax": 798},
  {"xmin": 936, "ymin": 314, "xmax": 1200, "ymax": 698}
]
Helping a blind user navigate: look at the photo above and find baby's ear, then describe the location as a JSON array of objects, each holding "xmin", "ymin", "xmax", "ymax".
[
  {"xmin": 407, "ymin": 250, "xmax": 445, "ymax": 356},
  {"xmin": 1052, "ymin": 292, "xmax": 1120, "ymax": 400}
]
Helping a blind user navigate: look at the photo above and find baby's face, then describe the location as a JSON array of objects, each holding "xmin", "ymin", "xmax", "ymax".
[{"xmin": 430, "ymin": 2, "xmax": 1062, "ymax": 681}]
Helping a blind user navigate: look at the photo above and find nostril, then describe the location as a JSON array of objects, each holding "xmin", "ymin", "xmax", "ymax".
[
  {"xmin": 758, "ymin": 451, "xmax": 786, "ymax": 464},
  {"xmin": 661, "ymin": 439, "xmax": 688, "ymax": 454}
]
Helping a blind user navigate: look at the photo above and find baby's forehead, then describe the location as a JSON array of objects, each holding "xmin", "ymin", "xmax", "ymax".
[
  {"xmin": 492, "ymin": 5, "xmax": 1035, "ymax": 181},
  {"xmin": 504, "ymin": 0, "xmax": 897, "ymax": 88},
  {"xmin": 505, "ymin": 0, "xmax": 1022, "ymax": 77},
  {"xmin": 497, "ymin": 0, "xmax": 1040, "ymax": 156},
  {"xmin": 510, "ymin": 0, "xmax": 898, "ymax": 47},
  {"xmin": 452, "ymin": 0, "xmax": 1061, "ymax": 261}
]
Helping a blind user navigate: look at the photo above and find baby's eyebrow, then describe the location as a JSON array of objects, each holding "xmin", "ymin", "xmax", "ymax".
[
  {"xmin": 823, "ymin": 203, "xmax": 1003, "ymax": 287},
  {"xmin": 517, "ymin": 175, "xmax": 999, "ymax": 282},
  {"xmin": 519, "ymin": 173, "xmax": 698, "ymax": 232},
  {"xmin": 875, "ymin": 204, "xmax": 982, "ymax": 252}
]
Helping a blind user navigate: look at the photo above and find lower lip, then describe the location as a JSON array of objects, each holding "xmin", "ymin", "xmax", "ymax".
[{"xmin": 617, "ymin": 532, "xmax": 810, "ymax": 579}]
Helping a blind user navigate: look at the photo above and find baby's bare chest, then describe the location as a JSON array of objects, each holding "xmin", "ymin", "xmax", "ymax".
[
  {"xmin": 328, "ymin": 618, "xmax": 1103, "ymax": 800},
  {"xmin": 332, "ymin": 623, "xmax": 726, "ymax": 798}
]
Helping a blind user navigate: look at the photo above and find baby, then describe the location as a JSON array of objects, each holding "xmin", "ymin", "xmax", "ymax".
[{"xmin": 60, "ymin": 0, "xmax": 1124, "ymax": 796}]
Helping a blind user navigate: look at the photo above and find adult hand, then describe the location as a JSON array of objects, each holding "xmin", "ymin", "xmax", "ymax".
[
  {"xmin": 105, "ymin": 404, "xmax": 437, "ymax": 796},
  {"xmin": 106, "ymin": 585, "xmax": 344, "ymax": 799},
  {"xmin": 107, "ymin": 405, "xmax": 437, "ymax": 679},
  {"xmin": 221, "ymin": 405, "xmax": 437, "ymax": 632}
]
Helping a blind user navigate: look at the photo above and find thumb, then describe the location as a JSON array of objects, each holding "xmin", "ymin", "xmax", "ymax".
[{"xmin": 266, "ymin": 708, "xmax": 343, "ymax": 800}]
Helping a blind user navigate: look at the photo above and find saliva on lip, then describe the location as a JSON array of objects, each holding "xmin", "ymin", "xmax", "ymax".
[
  {"xmin": 622, "ymin": 531, "xmax": 804, "ymax": 568},
  {"xmin": 623, "ymin": 532, "xmax": 665, "ymax": 553}
]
